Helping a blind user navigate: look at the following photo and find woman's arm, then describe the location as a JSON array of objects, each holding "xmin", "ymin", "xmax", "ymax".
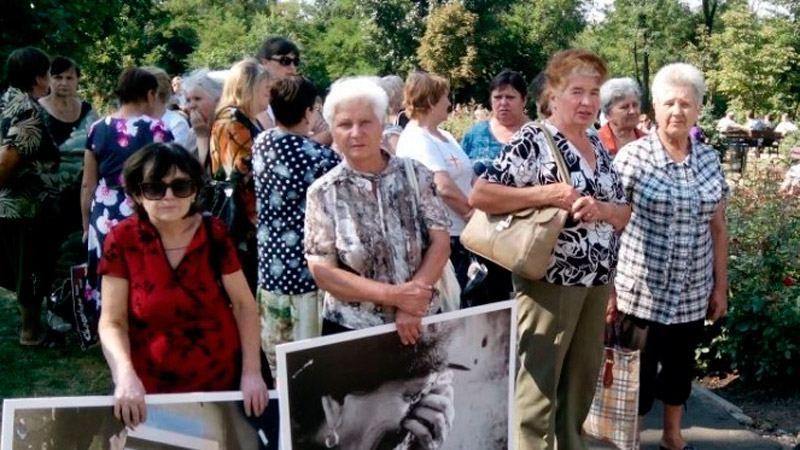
[
  {"xmin": 411, "ymin": 228, "xmax": 451, "ymax": 286},
  {"xmin": 98, "ymin": 275, "xmax": 147, "ymax": 428},
  {"xmin": 222, "ymin": 269, "xmax": 269, "ymax": 416},
  {"xmin": 571, "ymin": 196, "xmax": 631, "ymax": 232},
  {"xmin": 80, "ymin": 150, "xmax": 98, "ymax": 240},
  {"xmin": 469, "ymin": 178, "xmax": 580, "ymax": 215},
  {"xmin": 433, "ymin": 172, "xmax": 472, "ymax": 219},
  {"xmin": 0, "ymin": 146, "xmax": 21, "ymax": 188},
  {"xmin": 707, "ymin": 202, "xmax": 729, "ymax": 322}
]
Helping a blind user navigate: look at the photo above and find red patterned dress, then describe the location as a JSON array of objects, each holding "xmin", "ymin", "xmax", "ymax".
[{"xmin": 99, "ymin": 215, "xmax": 241, "ymax": 393}]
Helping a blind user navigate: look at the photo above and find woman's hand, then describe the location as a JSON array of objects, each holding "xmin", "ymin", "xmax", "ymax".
[
  {"xmin": 548, "ymin": 183, "xmax": 581, "ymax": 211},
  {"xmin": 571, "ymin": 195, "xmax": 603, "ymax": 222},
  {"xmin": 113, "ymin": 368, "xmax": 147, "ymax": 429},
  {"xmin": 706, "ymin": 287, "xmax": 728, "ymax": 323},
  {"xmin": 392, "ymin": 281, "xmax": 434, "ymax": 317},
  {"xmin": 396, "ymin": 310, "xmax": 424, "ymax": 345},
  {"xmin": 404, "ymin": 370, "xmax": 456, "ymax": 450},
  {"xmin": 189, "ymin": 109, "xmax": 211, "ymax": 138},
  {"xmin": 240, "ymin": 371, "xmax": 269, "ymax": 417},
  {"xmin": 606, "ymin": 286, "xmax": 618, "ymax": 324}
]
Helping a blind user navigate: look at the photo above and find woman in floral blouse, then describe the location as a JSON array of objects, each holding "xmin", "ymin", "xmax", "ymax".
[
  {"xmin": 81, "ymin": 67, "xmax": 173, "ymax": 339},
  {"xmin": 210, "ymin": 58, "xmax": 271, "ymax": 292},
  {"xmin": 304, "ymin": 77, "xmax": 452, "ymax": 344},
  {"xmin": 0, "ymin": 47, "xmax": 60, "ymax": 345},
  {"xmin": 470, "ymin": 49, "xmax": 630, "ymax": 450}
]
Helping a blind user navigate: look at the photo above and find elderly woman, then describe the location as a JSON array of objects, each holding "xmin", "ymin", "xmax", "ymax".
[
  {"xmin": 469, "ymin": 49, "xmax": 630, "ymax": 450},
  {"xmin": 98, "ymin": 142, "xmax": 268, "ymax": 429},
  {"xmin": 0, "ymin": 47, "xmax": 60, "ymax": 345},
  {"xmin": 377, "ymin": 74, "xmax": 405, "ymax": 153},
  {"xmin": 396, "ymin": 72, "xmax": 474, "ymax": 301},
  {"xmin": 598, "ymin": 77, "xmax": 646, "ymax": 156},
  {"xmin": 39, "ymin": 56, "xmax": 97, "ymax": 151},
  {"xmin": 210, "ymin": 58, "xmax": 271, "ymax": 292},
  {"xmin": 462, "ymin": 69, "xmax": 529, "ymax": 176},
  {"xmin": 304, "ymin": 76, "xmax": 451, "ymax": 345},
  {"xmin": 287, "ymin": 323, "xmax": 455, "ymax": 449},
  {"xmin": 611, "ymin": 63, "xmax": 728, "ymax": 450},
  {"xmin": 252, "ymin": 75, "xmax": 339, "ymax": 376},
  {"xmin": 181, "ymin": 68, "xmax": 222, "ymax": 167}
]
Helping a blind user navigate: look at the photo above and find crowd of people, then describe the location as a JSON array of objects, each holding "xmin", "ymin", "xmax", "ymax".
[{"xmin": 0, "ymin": 37, "xmax": 733, "ymax": 450}]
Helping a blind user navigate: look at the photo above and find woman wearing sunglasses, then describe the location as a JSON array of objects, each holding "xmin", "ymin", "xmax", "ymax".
[
  {"xmin": 98, "ymin": 142, "xmax": 269, "ymax": 429},
  {"xmin": 82, "ymin": 68, "xmax": 173, "ymax": 336}
]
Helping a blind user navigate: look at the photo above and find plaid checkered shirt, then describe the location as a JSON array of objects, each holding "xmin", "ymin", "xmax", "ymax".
[{"xmin": 612, "ymin": 133, "xmax": 728, "ymax": 325}]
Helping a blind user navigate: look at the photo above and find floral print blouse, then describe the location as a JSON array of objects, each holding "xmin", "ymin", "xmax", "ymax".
[
  {"xmin": 304, "ymin": 154, "xmax": 451, "ymax": 329},
  {"xmin": 480, "ymin": 120, "xmax": 628, "ymax": 287},
  {"xmin": 0, "ymin": 87, "xmax": 60, "ymax": 219}
]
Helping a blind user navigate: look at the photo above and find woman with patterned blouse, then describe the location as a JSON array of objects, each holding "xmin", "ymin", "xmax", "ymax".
[
  {"xmin": 610, "ymin": 63, "xmax": 729, "ymax": 450},
  {"xmin": 81, "ymin": 68, "xmax": 173, "ymax": 338},
  {"xmin": 469, "ymin": 49, "xmax": 631, "ymax": 450},
  {"xmin": 304, "ymin": 77, "xmax": 452, "ymax": 344},
  {"xmin": 0, "ymin": 47, "xmax": 60, "ymax": 346},
  {"xmin": 210, "ymin": 58, "xmax": 271, "ymax": 292}
]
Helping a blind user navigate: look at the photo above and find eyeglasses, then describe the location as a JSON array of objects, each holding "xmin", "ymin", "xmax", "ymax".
[
  {"xmin": 270, "ymin": 55, "xmax": 300, "ymax": 67},
  {"xmin": 140, "ymin": 179, "xmax": 196, "ymax": 200}
]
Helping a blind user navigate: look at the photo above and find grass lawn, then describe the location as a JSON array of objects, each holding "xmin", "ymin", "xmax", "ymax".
[{"xmin": 0, "ymin": 288, "xmax": 111, "ymax": 402}]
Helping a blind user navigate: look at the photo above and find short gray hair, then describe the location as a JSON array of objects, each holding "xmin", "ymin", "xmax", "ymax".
[
  {"xmin": 651, "ymin": 63, "xmax": 705, "ymax": 105},
  {"xmin": 323, "ymin": 76, "xmax": 388, "ymax": 126},
  {"xmin": 377, "ymin": 75, "xmax": 404, "ymax": 114},
  {"xmin": 182, "ymin": 68, "xmax": 223, "ymax": 103},
  {"xmin": 600, "ymin": 77, "xmax": 641, "ymax": 115}
]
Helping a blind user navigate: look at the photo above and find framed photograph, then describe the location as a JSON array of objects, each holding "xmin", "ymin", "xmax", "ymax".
[
  {"xmin": 1, "ymin": 391, "xmax": 279, "ymax": 450},
  {"xmin": 276, "ymin": 301, "xmax": 517, "ymax": 450}
]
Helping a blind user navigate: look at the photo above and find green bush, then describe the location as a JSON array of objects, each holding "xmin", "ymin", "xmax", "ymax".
[{"xmin": 698, "ymin": 165, "xmax": 800, "ymax": 382}]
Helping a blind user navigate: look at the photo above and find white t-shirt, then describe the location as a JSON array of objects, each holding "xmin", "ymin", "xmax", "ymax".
[
  {"xmin": 396, "ymin": 122, "xmax": 473, "ymax": 236},
  {"xmin": 163, "ymin": 109, "xmax": 197, "ymax": 154},
  {"xmin": 775, "ymin": 120, "xmax": 798, "ymax": 135}
]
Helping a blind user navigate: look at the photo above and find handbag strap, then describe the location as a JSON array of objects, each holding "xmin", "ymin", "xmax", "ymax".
[
  {"xmin": 534, "ymin": 120, "xmax": 572, "ymax": 187},
  {"xmin": 403, "ymin": 158, "xmax": 422, "ymax": 218}
]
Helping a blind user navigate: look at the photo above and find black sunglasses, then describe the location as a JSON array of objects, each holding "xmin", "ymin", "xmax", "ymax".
[
  {"xmin": 270, "ymin": 55, "xmax": 300, "ymax": 67},
  {"xmin": 140, "ymin": 179, "xmax": 196, "ymax": 200}
]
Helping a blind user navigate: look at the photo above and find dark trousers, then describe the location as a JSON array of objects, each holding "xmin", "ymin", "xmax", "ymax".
[
  {"xmin": 452, "ymin": 237, "xmax": 514, "ymax": 308},
  {"xmin": 322, "ymin": 318, "xmax": 354, "ymax": 336},
  {"xmin": 0, "ymin": 218, "xmax": 59, "ymax": 335},
  {"xmin": 620, "ymin": 315, "xmax": 704, "ymax": 415}
]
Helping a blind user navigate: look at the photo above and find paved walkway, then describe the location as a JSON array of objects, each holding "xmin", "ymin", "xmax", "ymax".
[{"xmin": 589, "ymin": 384, "xmax": 787, "ymax": 450}]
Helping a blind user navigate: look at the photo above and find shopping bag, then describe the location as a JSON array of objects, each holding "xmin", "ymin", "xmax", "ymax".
[
  {"xmin": 70, "ymin": 263, "xmax": 99, "ymax": 349},
  {"xmin": 583, "ymin": 345, "xmax": 641, "ymax": 450}
]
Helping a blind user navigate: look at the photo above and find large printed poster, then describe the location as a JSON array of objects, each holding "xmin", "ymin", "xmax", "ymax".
[
  {"xmin": 1, "ymin": 391, "xmax": 279, "ymax": 450},
  {"xmin": 276, "ymin": 301, "xmax": 516, "ymax": 450}
]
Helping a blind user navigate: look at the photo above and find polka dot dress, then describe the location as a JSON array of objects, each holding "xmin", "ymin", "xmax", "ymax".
[{"xmin": 252, "ymin": 128, "xmax": 340, "ymax": 294}]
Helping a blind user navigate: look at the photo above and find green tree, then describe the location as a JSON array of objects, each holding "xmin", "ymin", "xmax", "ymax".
[{"xmin": 417, "ymin": 2, "xmax": 479, "ymax": 90}]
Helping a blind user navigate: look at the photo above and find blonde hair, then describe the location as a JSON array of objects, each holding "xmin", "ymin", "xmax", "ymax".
[
  {"xmin": 218, "ymin": 58, "xmax": 271, "ymax": 117},
  {"xmin": 141, "ymin": 66, "xmax": 172, "ymax": 103},
  {"xmin": 403, "ymin": 72, "xmax": 449, "ymax": 120}
]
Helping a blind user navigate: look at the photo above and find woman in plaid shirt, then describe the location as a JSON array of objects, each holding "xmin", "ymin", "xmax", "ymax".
[{"xmin": 611, "ymin": 63, "xmax": 729, "ymax": 450}]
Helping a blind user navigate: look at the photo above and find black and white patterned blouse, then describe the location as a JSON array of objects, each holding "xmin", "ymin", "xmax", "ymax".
[
  {"xmin": 252, "ymin": 128, "xmax": 340, "ymax": 295},
  {"xmin": 612, "ymin": 133, "xmax": 728, "ymax": 325},
  {"xmin": 480, "ymin": 120, "xmax": 627, "ymax": 287}
]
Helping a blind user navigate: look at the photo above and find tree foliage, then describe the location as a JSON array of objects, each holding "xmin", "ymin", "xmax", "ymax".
[{"xmin": 417, "ymin": 3, "xmax": 479, "ymax": 90}]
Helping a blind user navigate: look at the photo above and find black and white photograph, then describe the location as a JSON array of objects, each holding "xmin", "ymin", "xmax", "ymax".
[
  {"xmin": 1, "ymin": 391, "xmax": 279, "ymax": 450},
  {"xmin": 276, "ymin": 302, "xmax": 516, "ymax": 450}
]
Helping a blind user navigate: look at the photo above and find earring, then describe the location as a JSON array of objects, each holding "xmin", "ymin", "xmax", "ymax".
[{"xmin": 324, "ymin": 428, "xmax": 339, "ymax": 448}]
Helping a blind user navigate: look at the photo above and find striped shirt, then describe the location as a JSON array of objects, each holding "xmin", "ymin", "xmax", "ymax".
[{"xmin": 612, "ymin": 133, "xmax": 728, "ymax": 324}]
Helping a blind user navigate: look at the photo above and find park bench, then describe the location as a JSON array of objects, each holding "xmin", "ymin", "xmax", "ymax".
[{"xmin": 720, "ymin": 129, "xmax": 782, "ymax": 173}]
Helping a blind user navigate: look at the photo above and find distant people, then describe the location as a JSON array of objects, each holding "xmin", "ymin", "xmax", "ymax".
[
  {"xmin": 210, "ymin": 58, "xmax": 271, "ymax": 293},
  {"xmin": 256, "ymin": 36, "xmax": 332, "ymax": 145},
  {"xmin": 39, "ymin": 56, "xmax": 97, "ymax": 151},
  {"xmin": 396, "ymin": 72, "xmax": 474, "ymax": 302},
  {"xmin": 612, "ymin": 63, "xmax": 728, "ymax": 450},
  {"xmin": 82, "ymin": 67, "xmax": 173, "ymax": 331},
  {"xmin": 251, "ymin": 75, "xmax": 339, "ymax": 376},
  {"xmin": 763, "ymin": 113, "xmax": 774, "ymax": 129},
  {"xmin": 376, "ymin": 74, "xmax": 405, "ymax": 153},
  {"xmin": 462, "ymin": 69, "xmax": 528, "ymax": 176},
  {"xmin": 143, "ymin": 66, "xmax": 196, "ymax": 154},
  {"xmin": 0, "ymin": 47, "xmax": 60, "ymax": 346},
  {"xmin": 638, "ymin": 113, "xmax": 654, "ymax": 134},
  {"xmin": 528, "ymin": 71, "xmax": 550, "ymax": 119},
  {"xmin": 473, "ymin": 104, "xmax": 489, "ymax": 122},
  {"xmin": 597, "ymin": 77, "xmax": 645, "ymax": 156},
  {"xmin": 775, "ymin": 113, "xmax": 798, "ymax": 136},
  {"xmin": 745, "ymin": 110, "xmax": 767, "ymax": 131},
  {"xmin": 304, "ymin": 77, "xmax": 451, "ymax": 343},
  {"xmin": 98, "ymin": 143, "xmax": 268, "ymax": 429},
  {"xmin": 181, "ymin": 69, "xmax": 223, "ymax": 167},
  {"xmin": 470, "ymin": 49, "xmax": 630, "ymax": 450},
  {"xmin": 716, "ymin": 111, "xmax": 745, "ymax": 133},
  {"xmin": 170, "ymin": 75, "xmax": 185, "ymax": 108}
]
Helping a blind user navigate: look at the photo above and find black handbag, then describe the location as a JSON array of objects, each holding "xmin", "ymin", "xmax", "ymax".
[{"xmin": 202, "ymin": 171, "xmax": 239, "ymax": 229}]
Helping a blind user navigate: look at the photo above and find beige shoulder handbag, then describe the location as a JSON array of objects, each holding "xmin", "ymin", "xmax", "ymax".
[{"xmin": 460, "ymin": 121, "xmax": 570, "ymax": 281}]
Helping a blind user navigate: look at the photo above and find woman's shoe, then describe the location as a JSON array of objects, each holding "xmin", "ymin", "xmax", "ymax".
[{"xmin": 19, "ymin": 329, "xmax": 47, "ymax": 346}]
